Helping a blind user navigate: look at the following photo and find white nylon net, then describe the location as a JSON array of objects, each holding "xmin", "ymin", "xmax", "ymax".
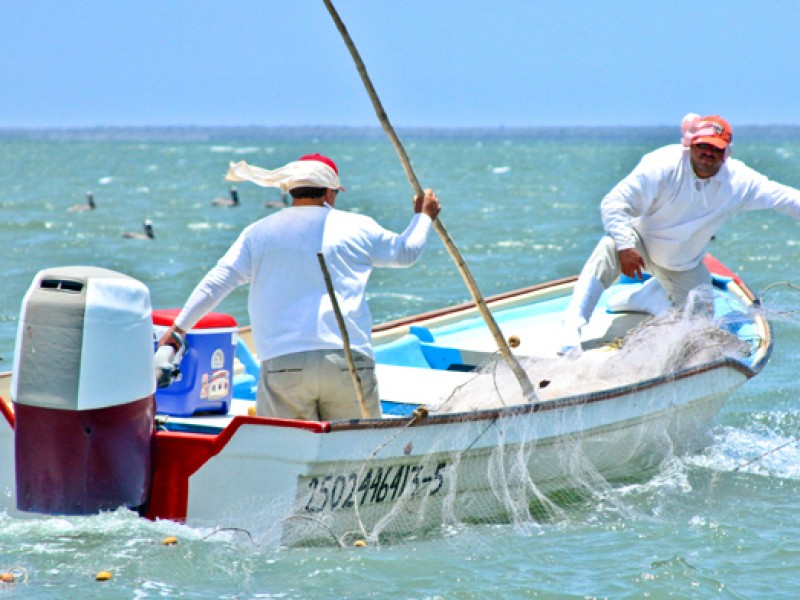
[{"xmin": 233, "ymin": 289, "xmax": 756, "ymax": 547}]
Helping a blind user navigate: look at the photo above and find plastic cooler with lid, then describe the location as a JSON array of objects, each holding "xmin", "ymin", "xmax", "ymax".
[{"xmin": 152, "ymin": 309, "xmax": 238, "ymax": 416}]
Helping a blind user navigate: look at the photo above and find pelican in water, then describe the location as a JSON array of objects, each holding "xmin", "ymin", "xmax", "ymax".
[
  {"xmin": 122, "ymin": 219, "xmax": 155, "ymax": 240},
  {"xmin": 212, "ymin": 186, "xmax": 240, "ymax": 207},
  {"xmin": 68, "ymin": 191, "xmax": 96, "ymax": 212},
  {"xmin": 264, "ymin": 192, "xmax": 290, "ymax": 209}
]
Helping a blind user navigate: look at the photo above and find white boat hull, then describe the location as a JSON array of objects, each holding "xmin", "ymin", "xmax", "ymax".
[{"xmin": 183, "ymin": 361, "xmax": 747, "ymax": 545}]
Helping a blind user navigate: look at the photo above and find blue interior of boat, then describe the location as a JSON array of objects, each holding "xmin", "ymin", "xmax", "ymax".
[
  {"xmin": 227, "ymin": 273, "xmax": 760, "ymax": 408},
  {"xmin": 380, "ymin": 401, "xmax": 421, "ymax": 417},
  {"xmin": 230, "ymin": 326, "xmax": 472, "ymax": 406},
  {"xmin": 233, "ymin": 342, "xmax": 259, "ymax": 400},
  {"xmin": 372, "ymin": 325, "xmax": 468, "ymax": 371}
]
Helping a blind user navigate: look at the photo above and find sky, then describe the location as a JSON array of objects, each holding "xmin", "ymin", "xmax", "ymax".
[{"xmin": 3, "ymin": 1, "xmax": 800, "ymax": 129}]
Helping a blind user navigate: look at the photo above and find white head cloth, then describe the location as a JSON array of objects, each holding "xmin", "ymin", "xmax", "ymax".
[
  {"xmin": 225, "ymin": 160, "xmax": 343, "ymax": 192},
  {"xmin": 680, "ymin": 113, "xmax": 702, "ymax": 147}
]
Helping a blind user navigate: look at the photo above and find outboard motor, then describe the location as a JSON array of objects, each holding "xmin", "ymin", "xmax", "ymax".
[{"xmin": 12, "ymin": 266, "xmax": 156, "ymax": 515}]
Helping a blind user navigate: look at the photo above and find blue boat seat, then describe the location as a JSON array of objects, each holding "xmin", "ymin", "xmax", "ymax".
[
  {"xmin": 374, "ymin": 333, "xmax": 430, "ymax": 368},
  {"xmin": 374, "ymin": 326, "xmax": 466, "ymax": 371},
  {"xmin": 233, "ymin": 341, "xmax": 259, "ymax": 400}
]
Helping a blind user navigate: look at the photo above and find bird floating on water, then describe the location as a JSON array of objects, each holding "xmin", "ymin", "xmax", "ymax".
[
  {"xmin": 68, "ymin": 191, "xmax": 96, "ymax": 212},
  {"xmin": 211, "ymin": 186, "xmax": 240, "ymax": 207},
  {"xmin": 122, "ymin": 219, "xmax": 155, "ymax": 240},
  {"xmin": 264, "ymin": 192, "xmax": 290, "ymax": 209}
]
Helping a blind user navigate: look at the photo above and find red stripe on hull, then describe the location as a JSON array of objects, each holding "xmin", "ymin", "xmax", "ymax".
[
  {"xmin": 145, "ymin": 416, "xmax": 330, "ymax": 522},
  {"xmin": 0, "ymin": 394, "xmax": 13, "ymax": 429},
  {"xmin": 146, "ymin": 431, "xmax": 216, "ymax": 522},
  {"xmin": 704, "ymin": 254, "xmax": 743, "ymax": 287}
]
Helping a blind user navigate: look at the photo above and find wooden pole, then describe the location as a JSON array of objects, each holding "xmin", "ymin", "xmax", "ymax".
[
  {"xmin": 322, "ymin": 0, "xmax": 536, "ymax": 401},
  {"xmin": 317, "ymin": 252, "xmax": 371, "ymax": 419}
]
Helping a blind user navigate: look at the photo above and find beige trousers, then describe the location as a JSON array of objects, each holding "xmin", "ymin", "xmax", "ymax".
[
  {"xmin": 584, "ymin": 233, "xmax": 711, "ymax": 306},
  {"xmin": 256, "ymin": 349, "xmax": 381, "ymax": 421}
]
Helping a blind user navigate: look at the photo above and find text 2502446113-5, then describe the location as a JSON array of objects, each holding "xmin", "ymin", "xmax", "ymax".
[{"xmin": 303, "ymin": 461, "xmax": 450, "ymax": 513}]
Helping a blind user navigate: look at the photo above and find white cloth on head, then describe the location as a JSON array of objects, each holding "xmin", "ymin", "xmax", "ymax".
[
  {"xmin": 680, "ymin": 113, "xmax": 702, "ymax": 147},
  {"xmin": 225, "ymin": 160, "xmax": 343, "ymax": 192}
]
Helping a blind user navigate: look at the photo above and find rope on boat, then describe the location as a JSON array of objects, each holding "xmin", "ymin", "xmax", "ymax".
[
  {"xmin": 351, "ymin": 406, "xmax": 429, "ymax": 542},
  {"xmin": 201, "ymin": 527, "xmax": 257, "ymax": 544},
  {"xmin": 280, "ymin": 515, "xmax": 348, "ymax": 548},
  {"xmin": 757, "ymin": 280, "xmax": 800, "ymax": 314},
  {"xmin": 726, "ymin": 280, "xmax": 800, "ymax": 471},
  {"xmin": 202, "ymin": 519, "xmax": 348, "ymax": 549},
  {"xmin": 733, "ymin": 436, "xmax": 800, "ymax": 472}
]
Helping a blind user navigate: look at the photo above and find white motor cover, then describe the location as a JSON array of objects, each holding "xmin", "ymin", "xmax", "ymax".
[{"xmin": 12, "ymin": 266, "xmax": 156, "ymax": 411}]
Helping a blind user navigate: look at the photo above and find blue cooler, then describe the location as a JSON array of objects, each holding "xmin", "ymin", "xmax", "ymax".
[{"xmin": 152, "ymin": 309, "xmax": 238, "ymax": 416}]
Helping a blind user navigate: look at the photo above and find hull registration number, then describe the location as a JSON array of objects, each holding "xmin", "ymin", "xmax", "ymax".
[{"xmin": 303, "ymin": 461, "xmax": 449, "ymax": 513}]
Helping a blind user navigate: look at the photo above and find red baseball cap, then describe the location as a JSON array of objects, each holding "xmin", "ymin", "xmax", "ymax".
[
  {"xmin": 299, "ymin": 153, "xmax": 339, "ymax": 173},
  {"xmin": 691, "ymin": 116, "xmax": 733, "ymax": 150},
  {"xmin": 298, "ymin": 153, "xmax": 344, "ymax": 191}
]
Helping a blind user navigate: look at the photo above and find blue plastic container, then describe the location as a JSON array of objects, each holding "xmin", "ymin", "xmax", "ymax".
[{"xmin": 152, "ymin": 309, "xmax": 238, "ymax": 416}]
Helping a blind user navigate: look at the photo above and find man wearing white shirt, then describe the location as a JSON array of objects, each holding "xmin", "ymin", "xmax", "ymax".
[
  {"xmin": 561, "ymin": 114, "xmax": 800, "ymax": 352},
  {"xmin": 158, "ymin": 154, "xmax": 441, "ymax": 420}
]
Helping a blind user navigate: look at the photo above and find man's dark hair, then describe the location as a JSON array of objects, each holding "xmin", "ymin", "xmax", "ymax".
[{"xmin": 290, "ymin": 187, "xmax": 327, "ymax": 199}]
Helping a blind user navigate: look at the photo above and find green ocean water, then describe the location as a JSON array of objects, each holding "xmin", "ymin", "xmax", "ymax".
[{"xmin": 2, "ymin": 127, "xmax": 800, "ymax": 598}]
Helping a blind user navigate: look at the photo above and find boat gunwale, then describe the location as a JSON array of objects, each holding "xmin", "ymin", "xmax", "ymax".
[
  {"xmin": 371, "ymin": 275, "xmax": 579, "ymax": 334},
  {"xmin": 327, "ymin": 354, "xmax": 760, "ymax": 432},
  {"xmin": 152, "ymin": 351, "xmax": 764, "ymax": 440}
]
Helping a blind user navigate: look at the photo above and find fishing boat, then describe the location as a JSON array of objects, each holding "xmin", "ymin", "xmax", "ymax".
[{"xmin": 0, "ymin": 254, "xmax": 771, "ymax": 546}]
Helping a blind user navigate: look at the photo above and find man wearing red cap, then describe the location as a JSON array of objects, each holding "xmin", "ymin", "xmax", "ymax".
[
  {"xmin": 159, "ymin": 154, "xmax": 441, "ymax": 420},
  {"xmin": 560, "ymin": 114, "xmax": 800, "ymax": 353}
]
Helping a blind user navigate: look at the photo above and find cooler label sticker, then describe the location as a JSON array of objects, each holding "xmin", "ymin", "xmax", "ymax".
[
  {"xmin": 211, "ymin": 349, "xmax": 225, "ymax": 369},
  {"xmin": 200, "ymin": 369, "xmax": 230, "ymax": 400}
]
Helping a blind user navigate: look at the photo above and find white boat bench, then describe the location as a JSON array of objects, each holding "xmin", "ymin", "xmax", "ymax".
[{"xmin": 375, "ymin": 363, "xmax": 478, "ymax": 412}]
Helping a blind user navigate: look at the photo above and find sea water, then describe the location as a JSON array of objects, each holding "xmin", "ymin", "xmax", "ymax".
[{"xmin": 2, "ymin": 126, "xmax": 800, "ymax": 597}]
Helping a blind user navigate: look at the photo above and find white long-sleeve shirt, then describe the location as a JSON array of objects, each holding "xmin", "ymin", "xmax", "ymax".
[
  {"xmin": 175, "ymin": 205, "xmax": 433, "ymax": 361},
  {"xmin": 602, "ymin": 144, "xmax": 800, "ymax": 271}
]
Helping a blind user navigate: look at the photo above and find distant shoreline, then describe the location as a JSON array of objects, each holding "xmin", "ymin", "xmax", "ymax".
[{"xmin": 2, "ymin": 125, "xmax": 800, "ymax": 143}]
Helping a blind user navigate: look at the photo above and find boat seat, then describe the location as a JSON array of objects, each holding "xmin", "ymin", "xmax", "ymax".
[
  {"xmin": 233, "ymin": 327, "xmax": 475, "ymax": 406},
  {"xmin": 374, "ymin": 333, "xmax": 430, "ymax": 368},
  {"xmin": 376, "ymin": 363, "xmax": 476, "ymax": 411},
  {"xmin": 606, "ymin": 273, "xmax": 733, "ymax": 315},
  {"xmin": 233, "ymin": 341, "xmax": 259, "ymax": 399},
  {"xmin": 605, "ymin": 276, "xmax": 669, "ymax": 315},
  {"xmin": 373, "ymin": 326, "xmax": 469, "ymax": 371}
]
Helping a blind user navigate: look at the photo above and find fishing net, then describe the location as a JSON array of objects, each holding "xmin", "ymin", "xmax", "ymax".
[
  {"xmin": 435, "ymin": 286, "xmax": 751, "ymax": 414},
  {"xmin": 233, "ymin": 287, "xmax": 757, "ymax": 548}
]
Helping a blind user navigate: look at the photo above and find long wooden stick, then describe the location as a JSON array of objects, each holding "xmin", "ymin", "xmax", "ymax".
[
  {"xmin": 317, "ymin": 252, "xmax": 371, "ymax": 419},
  {"xmin": 322, "ymin": 0, "xmax": 536, "ymax": 402}
]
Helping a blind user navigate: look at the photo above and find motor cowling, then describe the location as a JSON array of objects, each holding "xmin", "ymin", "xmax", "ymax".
[{"xmin": 12, "ymin": 266, "xmax": 156, "ymax": 515}]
